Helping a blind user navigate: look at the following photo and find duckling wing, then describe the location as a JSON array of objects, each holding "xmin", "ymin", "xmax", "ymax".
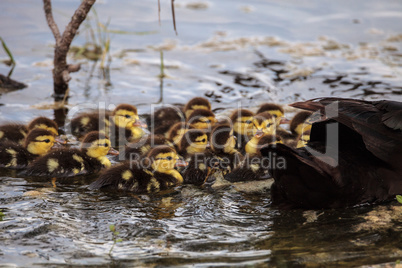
[
  {"xmin": 224, "ymin": 155, "xmax": 268, "ymax": 182},
  {"xmin": 89, "ymin": 162, "xmax": 155, "ymax": 193},
  {"xmin": 24, "ymin": 149, "xmax": 93, "ymax": 177},
  {"xmin": 0, "ymin": 142, "xmax": 32, "ymax": 169}
]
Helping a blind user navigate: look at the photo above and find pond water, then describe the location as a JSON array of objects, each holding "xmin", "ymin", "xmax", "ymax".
[{"xmin": 1, "ymin": 0, "xmax": 402, "ymax": 266}]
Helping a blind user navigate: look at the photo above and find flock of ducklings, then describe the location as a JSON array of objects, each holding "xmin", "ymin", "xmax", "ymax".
[{"xmin": 0, "ymin": 97, "xmax": 312, "ymax": 194}]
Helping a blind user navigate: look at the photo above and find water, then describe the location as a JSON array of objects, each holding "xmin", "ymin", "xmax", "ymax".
[{"xmin": 1, "ymin": 0, "xmax": 402, "ymax": 266}]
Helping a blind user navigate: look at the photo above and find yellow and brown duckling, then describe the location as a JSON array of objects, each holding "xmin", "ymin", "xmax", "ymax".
[
  {"xmin": 167, "ymin": 122, "xmax": 189, "ymax": 147},
  {"xmin": 178, "ymin": 129, "xmax": 218, "ymax": 186},
  {"xmin": 296, "ymin": 128, "xmax": 311, "ymax": 148},
  {"xmin": 186, "ymin": 109, "xmax": 217, "ymax": 130},
  {"xmin": 256, "ymin": 103, "xmax": 288, "ymax": 126},
  {"xmin": 70, "ymin": 104, "xmax": 145, "ymax": 143},
  {"xmin": 209, "ymin": 123, "xmax": 244, "ymax": 175},
  {"xmin": 0, "ymin": 116, "xmax": 59, "ymax": 145},
  {"xmin": 177, "ymin": 129, "xmax": 209, "ymax": 158},
  {"xmin": 183, "ymin": 97, "xmax": 211, "ymax": 118},
  {"xmin": 224, "ymin": 112, "xmax": 279, "ymax": 183},
  {"xmin": 149, "ymin": 106, "xmax": 185, "ymax": 136},
  {"xmin": 119, "ymin": 134, "xmax": 173, "ymax": 161},
  {"xmin": 244, "ymin": 111, "xmax": 277, "ymax": 155},
  {"xmin": 89, "ymin": 145, "xmax": 186, "ymax": 193},
  {"xmin": 274, "ymin": 111, "xmax": 313, "ymax": 147},
  {"xmin": 230, "ymin": 109, "xmax": 254, "ymax": 151},
  {"xmin": 0, "ymin": 129, "xmax": 56, "ymax": 169},
  {"xmin": 23, "ymin": 131, "xmax": 118, "ymax": 178},
  {"xmin": 224, "ymin": 134, "xmax": 278, "ymax": 183}
]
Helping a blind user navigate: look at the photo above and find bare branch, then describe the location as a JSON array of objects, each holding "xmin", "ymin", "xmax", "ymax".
[
  {"xmin": 61, "ymin": 0, "xmax": 96, "ymax": 50},
  {"xmin": 43, "ymin": 0, "xmax": 61, "ymax": 44}
]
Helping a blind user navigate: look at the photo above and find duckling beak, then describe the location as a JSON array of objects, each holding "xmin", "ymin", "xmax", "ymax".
[
  {"xmin": 280, "ymin": 118, "xmax": 290, "ymax": 124},
  {"xmin": 255, "ymin": 130, "xmax": 264, "ymax": 138},
  {"xmin": 107, "ymin": 147, "xmax": 120, "ymax": 156},
  {"xmin": 55, "ymin": 136, "xmax": 67, "ymax": 145},
  {"xmin": 175, "ymin": 159, "xmax": 188, "ymax": 167},
  {"xmin": 132, "ymin": 120, "xmax": 148, "ymax": 128}
]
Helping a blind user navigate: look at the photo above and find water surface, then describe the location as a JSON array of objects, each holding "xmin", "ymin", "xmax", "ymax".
[{"xmin": 1, "ymin": 0, "xmax": 402, "ymax": 266}]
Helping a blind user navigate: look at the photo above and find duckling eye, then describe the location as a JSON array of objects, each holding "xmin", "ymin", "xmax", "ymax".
[
  {"xmin": 204, "ymin": 119, "xmax": 211, "ymax": 123},
  {"xmin": 104, "ymin": 143, "xmax": 109, "ymax": 147},
  {"xmin": 124, "ymin": 115, "xmax": 131, "ymax": 119},
  {"xmin": 43, "ymin": 139, "xmax": 51, "ymax": 143},
  {"xmin": 245, "ymin": 120, "xmax": 252, "ymax": 124},
  {"xmin": 272, "ymin": 114, "xmax": 278, "ymax": 118},
  {"xmin": 166, "ymin": 156, "xmax": 173, "ymax": 160},
  {"xmin": 201, "ymin": 138, "xmax": 206, "ymax": 143},
  {"xmin": 266, "ymin": 123, "xmax": 272, "ymax": 127}
]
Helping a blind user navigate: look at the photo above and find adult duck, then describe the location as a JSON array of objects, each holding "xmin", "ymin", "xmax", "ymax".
[{"xmin": 261, "ymin": 97, "xmax": 402, "ymax": 209}]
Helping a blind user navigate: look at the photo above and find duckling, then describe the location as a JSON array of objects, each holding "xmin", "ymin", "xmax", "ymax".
[
  {"xmin": 244, "ymin": 111, "xmax": 277, "ymax": 155},
  {"xmin": 296, "ymin": 128, "xmax": 311, "ymax": 148},
  {"xmin": 149, "ymin": 106, "xmax": 184, "ymax": 136},
  {"xmin": 183, "ymin": 97, "xmax": 211, "ymax": 118},
  {"xmin": 225, "ymin": 134, "xmax": 278, "ymax": 183},
  {"xmin": 120, "ymin": 134, "xmax": 173, "ymax": 161},
  {"xmin": 261, "ymin": 97, "xmax": 402, "ymax": 209},
  {"xmin": 167, "ymin": 122, "xmax": 188, "ymax": 147},
  {"xmin": 186, "ymin": 109, "xmax": 217, "ymax": 130},
  {"xmin": 24, "ymin": 131, "xmax": 118, "ymax": 177},
  {"xmin": 289, "ymin": 111, "xmax": 313, "ymax": 137},
  {"xmin": 0, "ymin": 116, "xmax": 59, "ymax": 145},
  {"xmin": 275, "ymin": 111, "xmax": 313, "ymax": 147},
  {"xmin": 89, "ymin": 145, "xmax": 187, "ymax": 193},
  {"xmin": 229, "ymin": 109, "xmax": 254, "ymax": 151},
  {"xmin": 256, "ymin": 103, "xmax": 288, "ymax": 126},
  {"xmin": 0, "ymin": 129, "xmax": 55, "ymax": 169},
  {"xmin": 209, "ymin": 123, "xmax": 244, "ymax": 174},
  {"xmin": 178, "ymin": 129, "xmax": 209, "ymax": 158},
  {"xmin": 179, "ymin": 129, "xmax": 215, "ymax": 186},
  {"xmin": 224, "ymin": 112, "xmax": 278, "ymax": 183},
  {"xmin": 70, "ymin": 104, "xmax": 145, "ymax": 144}
]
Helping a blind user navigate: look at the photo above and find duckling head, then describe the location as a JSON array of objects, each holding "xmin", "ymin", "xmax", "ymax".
[
  {"xmin": 183, "ymin": 97, "xmax": 211, "ymax": 118},
  {"xmin": 290, "ymin": 111, "xmax": 313, "ymax": 136},
  {"xmin": 179, "ymin": 129, "xmax": 209, "ymax": 155},
  {"xmin": 252, "ymin": 112, "xmax": 276, "ymax": 138},
  {"xmin": 81, "ymin": 131, "xmax": 119, "ymax": 168},
  {"xmin": 256, "ymin": 103, "xmax": 286, "ymax": 126},
  {"xmin": 112, "ymin": 104, "xmax": 140, "ymax": 128},
  {"xmin": 25, "ymin": 129, "xmax": 56, "ymax": 156},
  {"xmin": 210, "ymin": 124, "xmax": 237, "ymax": 154},
  {"xmin": 167, "ymin": 122, "xmax": 188, "ymax": 145},
  {"xmin": 296, "ymin": 128, "xmax": 311, "ymax": 148},
  {"xmin": 186, "ymin": 109, "xmax": 217, "ymax": 130},
  {"xmin": 28, "ymin": 117, "xmax": 59, "ymax": 136},
  {"xmin": 230, "ymin": 109, "xmax": 254, "ymax": 136},
  {"xmin": 146, "ymin": 145, "xmax": 185, "ymax": 183}
]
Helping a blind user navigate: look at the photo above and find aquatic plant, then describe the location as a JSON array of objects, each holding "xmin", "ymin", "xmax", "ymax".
[
  {"xmin": 396, "ymin": 195, "xmax": 402, "ymax": 204},
  {"xmin": 108, "ymin": 224, "xmax": 123, "ymax": 256},
  {"xmin": 0, "ymin": 37, "xmax": 16, "ymax": 77},
  {"xmin": 0, "ymin": 209, "xmax": 4, "ymax": 221}
]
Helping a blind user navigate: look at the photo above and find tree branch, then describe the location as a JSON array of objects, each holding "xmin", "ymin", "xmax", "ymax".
[
  {"xmin": 61, "ymin": 0, "xmax": 96, "ymax": 50},
  {"xmin": 43, "ymin": 0, "xmax": 61, "ymax": 44}
]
